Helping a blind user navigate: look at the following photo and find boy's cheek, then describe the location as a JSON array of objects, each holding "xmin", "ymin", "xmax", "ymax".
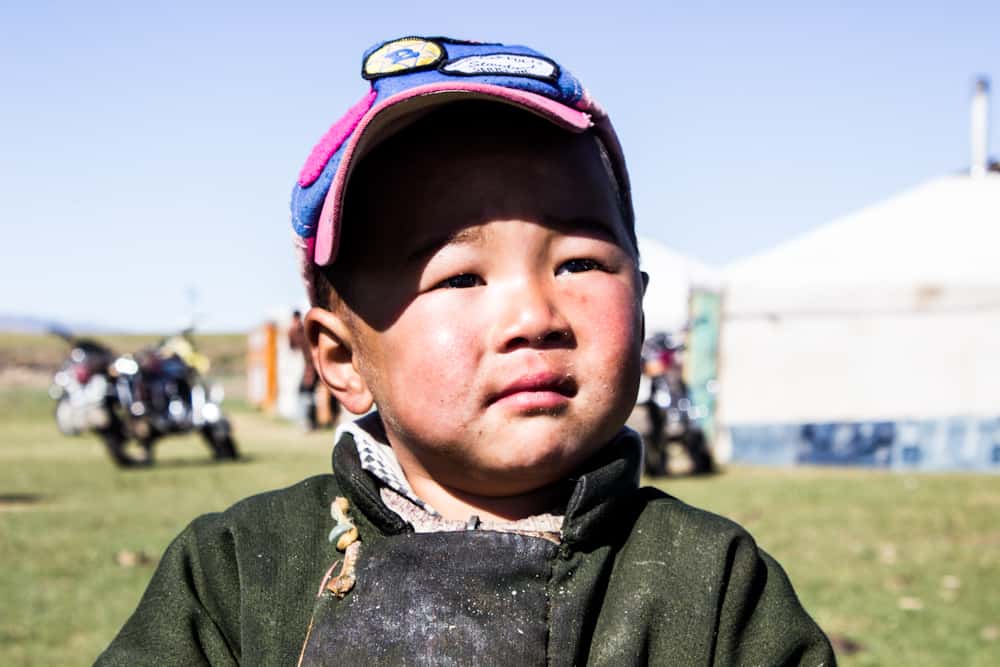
[
  {"xmin": 389, "ymin": 317, "xmax": 481, "ymax": 396},
  {"xmin": 574, "ymin": 281, "xmax": 644, "ymax": 347}
]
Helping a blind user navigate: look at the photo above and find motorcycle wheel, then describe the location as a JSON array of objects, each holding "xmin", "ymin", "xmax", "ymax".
[
  {"xmin": 683, "ymin": 429, "xmax": 716, "ymax": 476},
  {"xmin": 643, "ymin": 402, "xmax": 669, "ymax": 477},
  {"xmin": 201, "ymin": 422, "xmax": 240, "ymax": 461},
  {"xmin": 642, "ymin": 438, "xmax": 669, "ymax": 477},
  {"xmin": 54, "ymin": 397, "xmax": 79, "ymax": 436},
  {"xmin": 97, "ymin": 427, "xmax": 145, "ymax": 467}
]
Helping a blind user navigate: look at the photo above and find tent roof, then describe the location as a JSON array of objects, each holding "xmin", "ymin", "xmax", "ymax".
[
  {"xmin": 724, "ymin": 173, "xmax": 1000, "ymax": 286},
  {"xmin": 638, "ymin": 237, "xmax": 720, "ymax": 333}
]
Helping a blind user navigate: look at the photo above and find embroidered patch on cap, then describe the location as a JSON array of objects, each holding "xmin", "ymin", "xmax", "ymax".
[
  {"xmin": 363, "ymin": 37, "xmax": 445, "ymax": 79},
  {"xmin": 439, "ymin": 53, "xmax": 559, "ymax": 82}
]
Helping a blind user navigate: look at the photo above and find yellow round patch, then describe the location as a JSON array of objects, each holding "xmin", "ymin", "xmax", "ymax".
[{"xmin": 364, "ymin": 38, "xmax": 444, "ymax": 78}]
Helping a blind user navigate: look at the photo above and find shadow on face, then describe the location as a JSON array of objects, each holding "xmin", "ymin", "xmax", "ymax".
[{"xmin": 325, "ymin": 101, "xmax": 636, "ymax": 333}]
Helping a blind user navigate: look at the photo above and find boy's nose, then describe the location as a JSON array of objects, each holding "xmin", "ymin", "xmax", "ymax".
[{"xmin": 494, "ymin": 281, "xmax": 573, "ymax": 352}]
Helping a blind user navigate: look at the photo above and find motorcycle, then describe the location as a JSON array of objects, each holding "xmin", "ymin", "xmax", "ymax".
[
  {"xmin": 50, "ymin": 329, "xmax": 239, "ymax": 466},
  {"xmin": 50, "ymin": 331, "xmax": 117, "ymax": 437},
  {"xmin": 641, "ymin": 333, "xmax": 715, "ymax": 477}
]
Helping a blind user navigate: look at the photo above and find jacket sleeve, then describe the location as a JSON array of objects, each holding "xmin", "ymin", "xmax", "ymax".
[
  {"xmin": 94, "ymin": 515, "xmax": 242, "ymax": 666},
  {"xmin": 712, "ymin": 537, "xmax": 836, "ymax": 667}
]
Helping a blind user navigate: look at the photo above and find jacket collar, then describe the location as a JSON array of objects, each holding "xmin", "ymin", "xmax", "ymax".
[{"xmin": 331, "ymin": 417, "xmax": 643, "ymax": 548}]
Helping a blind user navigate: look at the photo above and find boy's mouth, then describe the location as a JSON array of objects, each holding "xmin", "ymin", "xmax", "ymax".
[{"xmin": 486, "ymin": 372, "xmax": 578, "ymax": 411}]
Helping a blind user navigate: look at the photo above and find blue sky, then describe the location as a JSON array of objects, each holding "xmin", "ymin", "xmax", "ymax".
[{"xmin": 2, "ymin": 1, "xmax": 998, "ymax": 331}]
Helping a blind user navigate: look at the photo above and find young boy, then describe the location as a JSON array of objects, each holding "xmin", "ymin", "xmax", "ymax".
[{"xmin": 98, "ymin": 36, "xmax": 834, "ymax": 666}]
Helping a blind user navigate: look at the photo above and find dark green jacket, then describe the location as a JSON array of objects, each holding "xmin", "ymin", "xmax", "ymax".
[{"xmin": 97, "ymin": 432, "xmax": 834, "ymax": 666}]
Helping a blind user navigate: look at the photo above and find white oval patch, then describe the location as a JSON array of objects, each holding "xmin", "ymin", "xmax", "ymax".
[{"xmin": 440, "ymin": 54, "xmax": 558, "ymax": 81}]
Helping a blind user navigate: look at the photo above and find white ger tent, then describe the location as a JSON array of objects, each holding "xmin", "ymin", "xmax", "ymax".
[
  {"xmin": 725, "ymin": 173, "xmax": 1000, "ymax": 287},
  {"xmin": 719, "ymin": 75, "xmax": 1000, "ymax": 456},
  {"xmin": 638, "ymin": 237, "xmax": 720, "ymax": 335},
  {"xmin": 719, "ymin": 171, "xmax": 1000, "ymax": 428}
]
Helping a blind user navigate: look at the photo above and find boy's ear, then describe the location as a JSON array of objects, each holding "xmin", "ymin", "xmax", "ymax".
[{"xmin": 303, "ymin": 307, "xmax": 374, "ymax": 415}]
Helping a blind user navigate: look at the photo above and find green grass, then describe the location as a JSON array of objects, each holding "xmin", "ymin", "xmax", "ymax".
[
  {"xmin": 1, "ymin": 387, "xmax": 998, "ymax": 665},
  {"xmin": 660, "ymin": 468, "xmax": 1000, "ymax": 665},
  {"xmin": 0, "ymin": 388, "xmax": 330, "ymax": 666}
]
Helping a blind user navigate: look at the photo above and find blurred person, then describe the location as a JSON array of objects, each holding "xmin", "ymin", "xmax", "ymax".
[
  {"xmin": 288, "ymin": 309, "xmax": 320, "ymax": 429},
  {"xmin": 291, "ymin": 310, "xmax": 341, "ymax": 430}
]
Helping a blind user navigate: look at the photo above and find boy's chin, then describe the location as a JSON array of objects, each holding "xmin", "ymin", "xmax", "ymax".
[
  {"xmin": 454, "ymin": 428, "xmax": 617, "ymax": 495},
  {"xmin": 499, "ymin": 414, "xmax": 623, "ymax": 457}
]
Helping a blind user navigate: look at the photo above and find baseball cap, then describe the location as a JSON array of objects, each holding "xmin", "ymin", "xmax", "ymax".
[{"xmin": 291, "ymin": 35, "xmax": 634, "ymax": 302}]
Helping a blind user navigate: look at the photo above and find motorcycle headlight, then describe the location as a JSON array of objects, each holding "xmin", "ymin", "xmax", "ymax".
[
  {"xmin": 201, "ymin": 403, "xmax": 221, "ymax": 423},
  {"xmin": 113, "ymin": 357, "xmax": 139, "ymax": 375}
]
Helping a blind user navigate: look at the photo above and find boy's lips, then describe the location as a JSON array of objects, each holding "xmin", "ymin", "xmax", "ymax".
[{"xmin": 486, "ymin": 372, "xmax": 578, "ymax": 410}]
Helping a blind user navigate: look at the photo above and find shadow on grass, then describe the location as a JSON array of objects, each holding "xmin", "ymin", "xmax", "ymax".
[
  {"xmin": 643, "ymin": 469, "xmax": 723, "ymax": 483},
  {"xmin": 117, "ymin": 456, "xmax": 257, "ymax": 471},
  {"xmin": 0, "ymin": 492, "xmax": 45, "ymax": 505}
]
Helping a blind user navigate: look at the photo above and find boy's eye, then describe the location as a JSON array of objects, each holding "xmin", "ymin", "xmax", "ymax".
[
  {"xmin": 436, "ymin": 273, "xmax": 483, "ymax": 289},
  {"xmin": 556, "ymin": 258, "xmax": 602, "ymax": 275}
]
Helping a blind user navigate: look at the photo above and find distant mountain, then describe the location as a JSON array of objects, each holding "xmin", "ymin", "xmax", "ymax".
[{"xmin": 0, "ymin": 314, "xmax": 119, "ymax": 334}]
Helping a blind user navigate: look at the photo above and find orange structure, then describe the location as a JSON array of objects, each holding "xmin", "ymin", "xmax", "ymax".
[{"xmin": 246, "ymin": 322, "xmax": 278, "ymax": 411}]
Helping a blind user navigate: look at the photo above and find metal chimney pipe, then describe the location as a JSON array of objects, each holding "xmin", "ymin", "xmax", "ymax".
[{"xmin": 970, "ymin": 76, "xmax": 990, "ymax": 178}]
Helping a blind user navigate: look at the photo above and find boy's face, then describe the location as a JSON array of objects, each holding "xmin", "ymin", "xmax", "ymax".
[{"xmin": 332, "ymin": 118, "xmax": 644, "ymax": 497}]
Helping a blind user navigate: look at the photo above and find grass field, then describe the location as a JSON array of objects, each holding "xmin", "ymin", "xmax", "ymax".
[{"xmin": 1, "ymin": 385, "xmax": 998, "ymax": 666}]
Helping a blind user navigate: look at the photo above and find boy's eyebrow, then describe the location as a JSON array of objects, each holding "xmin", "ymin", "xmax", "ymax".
[{"xmin": 406, "ymin": 227, "xmax": 487, "ymax": 264}]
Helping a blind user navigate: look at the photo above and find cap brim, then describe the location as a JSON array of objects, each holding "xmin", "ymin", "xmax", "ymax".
[{"xmin": 313, "ymin": 82, "xmax": 594, "ymax": 266}]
